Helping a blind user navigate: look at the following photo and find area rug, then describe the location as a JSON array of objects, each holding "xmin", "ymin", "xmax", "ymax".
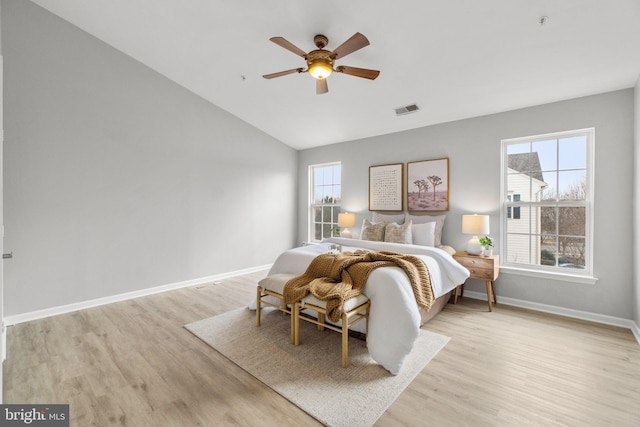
[{"xmin": 185, "ymin": 308, "xmax": 449, "ymax": 427}]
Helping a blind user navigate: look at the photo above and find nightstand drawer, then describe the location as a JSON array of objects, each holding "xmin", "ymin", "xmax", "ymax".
[
  {"xmin": 455, "ymin": 256, "xmax": 493, "ymax": 270},
  {"xmin": 465, "ymin": 267, "xmax": 495, "ymax": 280}
]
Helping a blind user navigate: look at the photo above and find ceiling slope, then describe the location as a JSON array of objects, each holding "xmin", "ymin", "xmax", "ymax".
[{"xmin": 30, "ymin": 0, "xmax": 640, "ymax": 149}]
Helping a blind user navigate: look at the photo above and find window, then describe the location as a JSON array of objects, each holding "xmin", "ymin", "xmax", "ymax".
[
  {"xmin": 309, "ymin": 162, "xmax": 341, "ymax": 242},
  {"xmin": 501, "ymin": 128, "xmax": 594, "ymax": 276}
]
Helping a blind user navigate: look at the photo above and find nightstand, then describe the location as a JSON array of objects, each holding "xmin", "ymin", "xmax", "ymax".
[{"xmin": 452, "ymin": 251, "xmax": 500, "ymax": 311}]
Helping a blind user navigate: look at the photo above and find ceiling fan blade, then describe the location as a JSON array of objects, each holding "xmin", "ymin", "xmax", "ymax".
[
  {"xmin": 331, "ymin": 32, "xmax": 370, "ymax": 59},
  {"xmin": 262, "ymin": 68, "xmax": 304, "ymax": 79},
  {"xmin": 269, "ymin": 37, "xmax": 308, "ymax": 57},
  {"xmin": 336, "ymin": 65, "xmax": 380, "ymax": 80},
  {"xmin": 316, "ymin": 78, "xmax": 328, "ymax": 95}
]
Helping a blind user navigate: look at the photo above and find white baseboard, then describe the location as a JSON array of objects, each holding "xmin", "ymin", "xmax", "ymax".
[
  {"xmin": 4, "ymin": 264, "xmax": 272, "ymax": 326},
  {"xmin": 462, "ymin": 290, "xmax": 640, "ymax": 344},
  {"xmin": 631, "ymin": 320, "xmax": 640, "ymax": 344}
]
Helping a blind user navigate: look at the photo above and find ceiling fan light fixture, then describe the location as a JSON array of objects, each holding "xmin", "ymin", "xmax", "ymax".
[{"xmin": 308, "ymin": 60, "xmax": 333, "ymax": 79}]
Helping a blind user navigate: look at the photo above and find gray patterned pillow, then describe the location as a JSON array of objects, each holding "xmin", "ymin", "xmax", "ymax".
[
  {"xmin": 384, "ymin": 220, "xmax": 413, "ymax": 244},
  {"xmin": 360, "ymin": 219, "xmax": 386, "ymax": 242}
]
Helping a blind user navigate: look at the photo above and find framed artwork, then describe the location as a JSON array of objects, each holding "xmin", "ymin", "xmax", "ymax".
[
  {"xmin": 407, "ymin": 158, "xmax": 450, "ymax": 211},
  {"xmin": 369, "ymin": 163, "xmax": 403, "ymax": 211}
]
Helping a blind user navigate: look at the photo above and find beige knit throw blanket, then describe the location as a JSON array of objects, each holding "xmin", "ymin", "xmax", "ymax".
[{"xmin": 284, "ymin": 250, "xmax": 434, "ymax": 323}]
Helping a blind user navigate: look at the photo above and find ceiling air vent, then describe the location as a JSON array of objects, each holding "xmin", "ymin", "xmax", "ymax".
[{"xmin": 395, "ymin": 104, "xmax": 420, "ymax": 116}]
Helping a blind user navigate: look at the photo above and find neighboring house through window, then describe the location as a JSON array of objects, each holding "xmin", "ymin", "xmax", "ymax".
[
  {"xmin": 501, "ymin": 128, "xmax": 594, "ymax": 276},
  {"xmin": 309, "ymin": 162, "xmax": 341, "ymax": 242}
]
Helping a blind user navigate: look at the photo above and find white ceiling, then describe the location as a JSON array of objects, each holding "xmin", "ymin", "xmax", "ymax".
[{"xmin": 30, "ymin": 0, "xmax": 640, "ymax": 150}]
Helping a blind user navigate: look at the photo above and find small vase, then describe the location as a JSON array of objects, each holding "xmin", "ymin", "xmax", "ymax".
[{"xmin": 483, "ymin": 247, "xmax": 493, "ymax": 257}]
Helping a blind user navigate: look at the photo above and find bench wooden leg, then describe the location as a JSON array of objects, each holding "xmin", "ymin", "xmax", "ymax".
[
  {"xmin": 317, "ymin": 312, "xmax": 325, "ymax": 331},
  {"xmin": 341, "ymin": 312, "xmax": 349, "ymax": 368},
  {"xmin": 293, "ymin": 302, "xmax": 300, "ymax": 345},
  {"xmin": 256, "ymin": 286, "xmax": 262, "ymax": 326}
]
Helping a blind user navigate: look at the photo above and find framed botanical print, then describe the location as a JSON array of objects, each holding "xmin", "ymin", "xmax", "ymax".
[
  {"xmin": 407, "ymin": 158, "xmax": 449, "ymax": 211},
  {"xmin": 369, "ymin": 163, "xmax": 403, "ymax": 211}
]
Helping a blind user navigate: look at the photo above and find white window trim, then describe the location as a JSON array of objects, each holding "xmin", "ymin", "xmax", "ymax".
[
  {"xmin": 500, "ymin": 128, "xmax": 595, "ymax": 281},
  {"xmin": 308, "ymin": 161, "xmax": 341, "ymax": 243},
  {"xmin": 501, "ymin": 266, "xmax": 598, "ymax": 285}
]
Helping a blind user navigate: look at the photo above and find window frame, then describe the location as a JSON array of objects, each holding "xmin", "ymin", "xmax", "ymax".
[
  {"xmin": 308, "ymin": 162, "xmax": 342, "ymax": 243},
  {"xmin": 500, "ymin": 128, "xmax": 595, "ymax": 281}
]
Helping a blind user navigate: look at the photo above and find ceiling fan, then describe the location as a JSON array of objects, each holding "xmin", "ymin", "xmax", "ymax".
[{"xmin": 263, "ymin": 33, "xmax": 380, "ymax": 95}]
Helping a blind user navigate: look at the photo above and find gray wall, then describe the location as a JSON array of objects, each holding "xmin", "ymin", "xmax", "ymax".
[
  {"xmin": 298, "ymin": 89, "xmax": 635, "ymax": 319},
  {"xmin": 2, "ymin": 0, "xmax": 297, "ymax": 317},
  {"xmin": 635, "ymin": 77, "xmax": 640, "ymax": 327}
]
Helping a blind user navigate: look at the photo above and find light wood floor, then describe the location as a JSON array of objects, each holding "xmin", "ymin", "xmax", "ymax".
[{"xmin": 4, "ymin": 270, "xmax": 640, "ymax": 426}]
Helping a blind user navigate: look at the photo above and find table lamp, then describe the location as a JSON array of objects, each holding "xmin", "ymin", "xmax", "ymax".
[
  {"xmin": 462, "ymin": 214, "xmax": 489, "ymax": 255},
  {"xmin": 338, "ymin": 212, "xmax": 356, "ymax": 238}
]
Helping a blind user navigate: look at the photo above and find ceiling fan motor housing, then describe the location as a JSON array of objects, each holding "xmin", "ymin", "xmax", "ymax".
[{"xmin": 306, "ymin": 49, "xmax": 335, "ymax": 79}]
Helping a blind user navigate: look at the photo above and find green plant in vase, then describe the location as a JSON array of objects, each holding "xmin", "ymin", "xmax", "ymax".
[{"xmin": 479, "ymin": 236, "xmax": 494, "ymax": 256}]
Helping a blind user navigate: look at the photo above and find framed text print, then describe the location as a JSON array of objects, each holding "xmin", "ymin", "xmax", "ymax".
[
  {"xmin": 407, "ymin": 158, "xmax": 450, "ymax": 211},
  {"xmin": 369, "ymin": 163, "xmax": 403, "ymax": 211}
]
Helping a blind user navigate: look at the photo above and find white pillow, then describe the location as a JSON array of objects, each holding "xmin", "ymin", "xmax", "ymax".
[
  {"xmin": 406, "ymin": 214, "xmax": 446, "ymax": 247},
  {"xmin": 411, "ymin": 221, "xmax": 436, "ymax": 247},
  {"xmin": 384, "ymin": 221, "xmax": 413, "ymax": 244},
  {"xmin": 372, "ymin": 212, "xmax": 405, "ymax": 225}
]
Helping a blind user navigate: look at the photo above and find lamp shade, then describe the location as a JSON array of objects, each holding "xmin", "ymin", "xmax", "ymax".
[
  {"xmin": 462, "ymin": 214, "xmax": 489, "ymax": 255},
  {"xmin": 462, "ymin": 214, "xmax": 490, "ymax": 235},
  {"xmin": 338, "ymin": 212, "xmax": 356, "ymax": 238},
  {"xmin": 338, "ymin": 213, "xmax": 356, "ymax": 228}
]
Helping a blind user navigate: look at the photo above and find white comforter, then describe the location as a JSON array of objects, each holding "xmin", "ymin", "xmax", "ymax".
[{"xmin": 251, "ymin": 237, "xmax": 470, "ymax": 374}]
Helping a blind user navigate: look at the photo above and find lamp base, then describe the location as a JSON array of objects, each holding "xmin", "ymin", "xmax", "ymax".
[
  {"xmin": 466, "ymin": 236, "xmax": 483, "ymax": 255},
  {"xmin": 340, "ymin": 228, "xmax": 352, "ymax": 238}
]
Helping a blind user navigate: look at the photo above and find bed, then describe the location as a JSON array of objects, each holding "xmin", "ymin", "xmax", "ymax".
[{"xmin": 251, "ymin": 236, "xmax": 469, "ymax": 375}]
